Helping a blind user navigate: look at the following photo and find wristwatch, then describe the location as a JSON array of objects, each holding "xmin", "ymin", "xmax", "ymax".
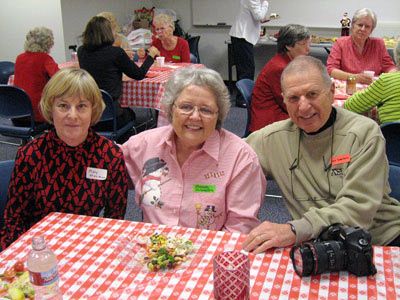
[{"xmin": 289, "ymin": 223, "xmax": 297, "ymax": 236}]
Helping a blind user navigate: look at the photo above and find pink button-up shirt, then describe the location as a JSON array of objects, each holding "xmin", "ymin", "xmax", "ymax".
[
  {"xmin": 122, "ymin": 125, "xmax": 266, "ymax": 233},
  {"xmin": 326, "ymin": 36, "xmax": 398, "ymax": 75}
]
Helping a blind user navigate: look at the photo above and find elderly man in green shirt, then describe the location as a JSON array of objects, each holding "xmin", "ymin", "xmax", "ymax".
[{"xmin": 243, "ymin": 55, "xmax": 400, "ymax": 254}]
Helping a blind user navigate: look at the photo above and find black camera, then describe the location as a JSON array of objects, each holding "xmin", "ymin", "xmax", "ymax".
[{"xmin": 289, "ymin": 223, "xmax": 377, "ymax": 277}]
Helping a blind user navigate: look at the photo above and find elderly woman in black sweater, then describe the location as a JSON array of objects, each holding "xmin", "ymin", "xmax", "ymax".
[{"xmin": 78, "ymin": 16, "xmax": 159, "ymax": 132}]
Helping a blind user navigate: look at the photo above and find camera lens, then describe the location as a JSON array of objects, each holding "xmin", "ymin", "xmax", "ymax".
[
  {"xmin": 290, "ymin": 241, "xmax": 346, "ymax": 277},
  {"xmin": 289, "ymin": 243, "xmax": 316, "ymax": 277}
]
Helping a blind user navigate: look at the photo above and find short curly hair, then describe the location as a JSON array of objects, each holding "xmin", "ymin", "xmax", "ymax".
[
  {"xmin": 162, "ymin": 67, "xmax": 230, "ymax": 130},
  {"xmin": 24, "ymin": 27, "xmax": 54, "ymax": 53},
  {"xmin": 40, "ymin": 68, "xmax": 105, "ymax": 126},
  {"xmin": 153, "ymin": 14, "xmax": 175, "ymax": 31}
]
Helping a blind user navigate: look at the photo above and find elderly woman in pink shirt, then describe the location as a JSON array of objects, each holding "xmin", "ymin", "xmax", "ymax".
[
  {"xmin": 122, "ymin": 67, "xmax": 266, "ymax": 233},
  {"xmin": 327, "ymin": 8, "xmax": 398, "ymax": 84}
]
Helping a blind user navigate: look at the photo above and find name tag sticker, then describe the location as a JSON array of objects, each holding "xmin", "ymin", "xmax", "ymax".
[
  {"xmin": 331, "ymin": 153, "xmax": 351, "ymax": 166},
  {"xmin": 86, "ymin": 167, "xmax": 107, "ymax": 180},
  {"xmin": 194, "ymin": 184, "xmax": 216, "ymax": 193},
  {"xmin": 172, "ymin": 55, "xmax": 181, "ymax": 60}
]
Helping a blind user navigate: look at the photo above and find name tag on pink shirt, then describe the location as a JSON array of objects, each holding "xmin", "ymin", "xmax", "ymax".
[
  {"xmin": 86, "ymin": 167, "xmax": 107, "ymax": 180},
  {"xmin": 194, "ymin": 184, "xmax": 215, "ymax": 193}
]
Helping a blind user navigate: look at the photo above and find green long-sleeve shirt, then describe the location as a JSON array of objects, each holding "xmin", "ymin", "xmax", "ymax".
[{"xmin": 344, "ymin": 72, "xmax": 400, "ymax": 124}]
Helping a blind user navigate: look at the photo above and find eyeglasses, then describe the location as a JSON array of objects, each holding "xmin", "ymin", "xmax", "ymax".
[
  {"xmin": 354, "ymin": 23, "xmax": 372, "ymax": 30},
  {"xmin": 155, "ymin": 27, "xmax": 167, "ymax": 32},
  {"xmin": 173, "ymin": 103, "xmax": 218, "ymax": 119}
]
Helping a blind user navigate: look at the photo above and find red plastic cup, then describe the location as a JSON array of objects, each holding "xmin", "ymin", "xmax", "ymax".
[{"xmin": 213, "ymin": 251, "xmax": 250, "ymax": 300}]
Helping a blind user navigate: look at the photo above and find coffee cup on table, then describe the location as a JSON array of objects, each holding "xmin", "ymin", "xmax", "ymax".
[
  {"xmin": 363, "ymin": 70, "xmax": 375, "ymax": 78},
  {"xmin": 156, "ymin": 56, "xmax": 165, "ymax": 67}
]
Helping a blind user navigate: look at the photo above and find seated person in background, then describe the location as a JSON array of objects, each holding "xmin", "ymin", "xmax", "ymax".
[
  {"xmin": 344, "ymin": 39, "xmax": 400, "ymax": 124},
  {"xmin": 122, "ymin": 67, "xmax": 266, "ymax": 233},
  {"xmin": 243, "ymin": 56, "xmax": 400, "ymax": 254},
  {"xmin": 138, "ymin": 14, "xmax": 190, "ymax": 63},
  {"xmin": 13, "ymin": 27, "xmax": 60, "ymax": 127},
  {"xmin": 0, "ymin": 68, "xmax": 128, "ymax": 251},
  {"xmin": 97, "ymin": 11, "xmax": 134, "ymax": 59},
  {"xmin": 327, "ymin": 8, "xmax": 398, "ymax": 84},
  {"xmin": 78, "ymin": 16, "xmax": 159, "ymax": 132},
  {"xmin": 249, "ymin": 24, "xmax": 310, "ymax": 132}
]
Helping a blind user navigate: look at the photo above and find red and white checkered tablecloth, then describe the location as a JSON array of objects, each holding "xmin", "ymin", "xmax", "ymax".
[
  {"xmin": 120, "ymin": 63, "xmax": 204, "ymax": 127},
  {"xmin": 1, "ymin": 212, "xmax": 399, "ymax": 300},
  {"xmin": 333, "ymin": 79, "xmax": 378, "ymax": 122}
]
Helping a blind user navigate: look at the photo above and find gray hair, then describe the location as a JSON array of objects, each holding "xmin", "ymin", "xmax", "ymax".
[
  {"xmin": 281, "ymin": 56, "xmax": 332, "ymax": 92},
  {"xmin": 394, "ymin": 39, "xmax": 400, "ymax": 67},
  {"xmin": 153, "ymin": 14, "xmax": 175, "ymax": 31},
  {"xmin": 277, "ymin": 24, "xmax": 311, "ymax": 54},
  {"xmin": 162, "ymin": 67, "xmax": 231, "ymax": 129},
  {"xmin": 24, "ymin": 27, "xmax": 54, "ymax": 53},
  {"xmin": 352, "ymin": 8, "xmax": 377, "ymax": 30}
]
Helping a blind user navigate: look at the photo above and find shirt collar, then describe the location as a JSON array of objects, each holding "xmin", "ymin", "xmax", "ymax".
[
  {"xmin": 161, "ymin": 125, "xmax": 221, "ymax": 162},
  {"xmin": 48, "ymin": 128, "xmax": 96, "ymax": 152}
]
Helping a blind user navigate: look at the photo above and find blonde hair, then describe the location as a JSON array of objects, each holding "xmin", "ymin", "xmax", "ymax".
[
  {"xmin": 24, "ymin": 27, "xmax": 54, "ymax": 53},
  {"xmin": 153, "ymin": 14, "xmax": 175, "ymax": 31},
  {"xmin": 40, "ymin": 68, "xmax": 105, "ymax": 125},
  {"xmin": 97, "ymin": 11, "xmax": 121, "ymax": 32}
]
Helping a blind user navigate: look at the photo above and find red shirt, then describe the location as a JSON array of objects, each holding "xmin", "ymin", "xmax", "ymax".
[
  {"xmin": 326, "ymin": 36, "xmax": 398, "ymax": 76},
  {"xmin": 249, "ymin": 53, "xmax": 290, "ymax": 132},
  {"xmin": 151, "ymin": 37, "xmax": 191, "ymax": 63},
  {"xmin": 14, "ymin": 52, "xmax": 59, "ymax": 122}
]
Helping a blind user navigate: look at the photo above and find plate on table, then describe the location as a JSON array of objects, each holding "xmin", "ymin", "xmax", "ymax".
[{"xmin": 114, "ymin": 232, "xmax": 203, "ymax": 274}]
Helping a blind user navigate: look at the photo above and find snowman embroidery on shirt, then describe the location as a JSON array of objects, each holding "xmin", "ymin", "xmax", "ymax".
[
  {"xmin": 195, "ymin": 204, "xmax": 223, "ymax": 230},
  {"xmin": 139, "ymin": 157, "xmax": 170, "ymax": 208}
]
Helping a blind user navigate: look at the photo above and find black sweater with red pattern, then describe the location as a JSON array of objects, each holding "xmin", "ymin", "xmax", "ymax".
[{"xmin": 0, "ymin": 129, "xmax": 128, "ymax": 250}]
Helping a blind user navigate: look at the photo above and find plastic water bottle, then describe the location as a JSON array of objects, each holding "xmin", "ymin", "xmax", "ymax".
[{"xmin": 27, "ymin": 236, "xmax": 63, "ymax": 300}]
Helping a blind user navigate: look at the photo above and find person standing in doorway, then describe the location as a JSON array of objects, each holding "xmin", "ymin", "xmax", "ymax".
[{"xmin": 229, "ymin": 0, "xmax": 269, "ymax": 107}]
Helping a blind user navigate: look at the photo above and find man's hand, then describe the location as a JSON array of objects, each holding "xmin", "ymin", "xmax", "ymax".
[{"xmin": 242, "ymin": 221, "xmax": 296, "ymax": 254}]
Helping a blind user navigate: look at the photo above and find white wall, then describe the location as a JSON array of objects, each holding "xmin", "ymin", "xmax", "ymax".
[
  {"xmin": 0, "ymin": 0, "xmax": 65, "ymax": 63},
  {"xmin": 60, "ymin": 0, "xmax": 153, "ymax": 60},
  {"xmin": 1, "ymin": 0, "xmax": 397, "ymax": 81}
]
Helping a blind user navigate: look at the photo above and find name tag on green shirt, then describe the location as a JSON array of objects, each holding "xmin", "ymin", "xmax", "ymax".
[
  {"xmin": 194, "ymin": 184, "xmax": 216, "ymax": 193},
  {"xmin": 172, "ymin": 55, "xmax": 181, "ymax": 60}
]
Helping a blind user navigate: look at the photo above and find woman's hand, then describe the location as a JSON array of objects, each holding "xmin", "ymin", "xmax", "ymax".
[
  {"xmin": 242, "ymin": 221, "xmax": 296, "ymax": 254},
  {"xmin": 355, "ymin": 73, "xmax": 374, "ymax": 85},
  {"xmin": 147, "ymin": 46, "xmax": 160, "ymax": 58}
]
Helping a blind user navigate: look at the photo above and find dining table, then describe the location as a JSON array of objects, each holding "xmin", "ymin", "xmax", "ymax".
[
  {"xmin": 7, "ymin": 61, "xmax": 204, "ymax": 128},
  {"xmin": 1, "ymin": 212, "xmax": 399, "ymax": 300},
  {"xmin": 333, "ymin": 78, "xmax": 379, "ymax": 122}
]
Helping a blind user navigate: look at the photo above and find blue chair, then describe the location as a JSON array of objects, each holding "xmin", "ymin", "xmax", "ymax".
[
  {"xmin": 389, "ymin": 164, "xmax": 400, "ymax": 200},
  {"xmin": 190, "ymin": 53, "xmax": 198, "ymax": 64},
  {"xmin": 95, "ymin": 89, "xmax": 136, "ymax": 142},
  {"xmin": 0, "ymin": 160, "xmax": 14, "ymax": 229},
  {"xmin": 235, "ymin": 79, "xmax": 255, "ymax": 137},
  {"xmin": 381, "ymin": 121, "xmax": 400, "ymax": 167},
  {"xmin": 0, "ymin": 85, "xmax": 50, "ymax": 146},
  {"xmin": 0, "ymin": 61, "xmax": 15, "ymax": 84}
]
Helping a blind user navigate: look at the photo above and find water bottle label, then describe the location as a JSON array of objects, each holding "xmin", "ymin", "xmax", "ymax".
[{"xmin": 29, "ymin": 265, "xmax": 60, "ymax": 286}]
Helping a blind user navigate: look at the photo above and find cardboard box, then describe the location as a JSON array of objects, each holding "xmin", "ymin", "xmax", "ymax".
[{"xmin": 132, "ymin": 20, "xmax": 151, "ymax": 30}]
